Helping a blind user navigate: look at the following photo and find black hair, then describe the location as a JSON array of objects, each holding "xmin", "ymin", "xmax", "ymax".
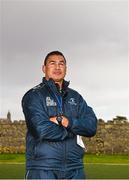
[{"xmin": 44, "ymin": 51, "xmax": 66, "ymax": 65}]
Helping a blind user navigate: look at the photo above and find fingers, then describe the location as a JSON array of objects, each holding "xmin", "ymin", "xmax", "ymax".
[
  {"xmin": 50, "ymin": 117, "xmax": 58, "ymax": 125},
  {"xmin": 49, "ymin": 116, "xmax": 69, "ymax": 127},
  {"xmin": 62, "ymin": 116, "xmax": 69, "ymax": 127}
]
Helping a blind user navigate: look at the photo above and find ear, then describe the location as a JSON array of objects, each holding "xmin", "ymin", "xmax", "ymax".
[
  {"xmin": 65, "ymin": 65, "xmax": 67, "ymax": 75},
  {"xmin": 42, "ymin": 65, "xmax": 46, "ymax": 74}
]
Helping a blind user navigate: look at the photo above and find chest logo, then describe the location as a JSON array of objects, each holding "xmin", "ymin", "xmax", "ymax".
[
  {"xmin": 46, "ymin": 97, "xmax": 57, "ymax": 106},
  {"xmin": 68, "ymin": 98, "xmax": 77, "ymax": 105}
]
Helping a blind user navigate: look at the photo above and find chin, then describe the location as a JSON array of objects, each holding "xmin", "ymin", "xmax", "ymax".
[
  {"xmin": 52, "ymin": 77, "xmax": 63, "ymax": 82},
  {"xmin": 53, "ymin": 78, "xmax": 62, "ymax": 82}
]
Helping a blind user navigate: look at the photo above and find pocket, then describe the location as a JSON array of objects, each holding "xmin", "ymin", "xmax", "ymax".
[
  {"xmin": 34, "ymin": 144, "xmax": 37, "ymax": 158},
  {"xmin": 33, "ymin": 141, "xmax": 41, "ymax": 158},
  {"xmin": 69, "ymin": 139, "xmax": 85, "ymax": 159},
  {"xmin": 76, "ymin": 143, "xmax": 85, "ymax": 156},
  {"xmin": 33, "ymin": 141, "xmax": 48, "ymax": 159}
]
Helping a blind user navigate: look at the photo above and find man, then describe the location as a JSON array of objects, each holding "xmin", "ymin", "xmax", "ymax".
[{"xmin": 22, "ymin": 51, "xmax": 97, "ymax": 179}]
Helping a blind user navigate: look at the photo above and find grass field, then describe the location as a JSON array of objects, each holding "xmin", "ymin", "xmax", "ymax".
[{"xmin": 0, "ymin": 154, "xmax": 129, "ymax": 179}]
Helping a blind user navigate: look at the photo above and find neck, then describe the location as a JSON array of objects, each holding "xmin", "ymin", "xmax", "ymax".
[
  {"xmin": 45, "ymin": 77, "xmax": 63, "ymax": 89},
  {"xmin": 55, "ymin": 81, "xmax": 63, "ymax": 90}
]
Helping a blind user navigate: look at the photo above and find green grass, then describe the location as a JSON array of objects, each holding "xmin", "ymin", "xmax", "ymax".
[
  {"xmin": 0, "ymin": 153, "xmax": 25, "ymax": 163},
  {"xmin": 0, "ymin": 154, "xmax": 129, "ymax": 179},
  {"xmin": 0, "ymin": 163, "xmax": 129, "ymax": 179},
  {"xmin": 0, "ymin": 164, "xmax": 25, "ymax": 179},
  {"xmin": 84, "ymin": 154, "xmax": 129, "ymax": 164},
  {"xmin": 85, "ymin": 164, "xmax": 129, "ymax": 179},
  {"xmin": 1, "ymin": 153, "xmax": 129, "ymax": 164}
]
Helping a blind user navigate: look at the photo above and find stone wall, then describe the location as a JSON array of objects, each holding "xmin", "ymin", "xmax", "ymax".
[
  {"xmin": 0, "ymin": 120, "xmax": 26, "ymax": 153},
  {"xmin": 83, "ymin": 119, "xmax": 129, "ymax": 155},
  {"xmin": 0, "ymin": 117, "xmax": 129, "ymax": 154}
]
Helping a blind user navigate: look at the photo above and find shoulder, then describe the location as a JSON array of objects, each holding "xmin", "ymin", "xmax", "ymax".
[
  {"xmin": 68, "ymin": 87, "xmax": 82, "ymax": 97},
  {"xmin": 67, "ymin": 87, "xmax": 86, "ymax": 104},
  {"xmin": 22, "ymin": 83, "xmax": 44, "ymax": 103}
]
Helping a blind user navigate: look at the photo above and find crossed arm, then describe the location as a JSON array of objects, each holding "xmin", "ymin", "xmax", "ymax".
[
  {"xmin": 50, "ymin": 116, "xmax": 69, "ymax": 127},
  {"xmin": 50, "ymin": 94, "xmax": 97, "ymax": 137},
  {"xmin": 22, "ymin": 91, "xmax": 97, "ymax": 140}
]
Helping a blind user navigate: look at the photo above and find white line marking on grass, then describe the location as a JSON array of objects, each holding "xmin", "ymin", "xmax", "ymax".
[
  {"xmin": 1, "ymin": 162, "xmax": 129, "ymax": 166},
  {"xmin": 0, "ymin": 162, "xmax": 25, "ymax": 164},
  {"xmin": 84, "ymin": 163, "xmax": 129, "ymax": 165}
]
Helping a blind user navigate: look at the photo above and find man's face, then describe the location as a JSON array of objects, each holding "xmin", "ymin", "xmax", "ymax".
[{"xmin": 42, "ymin": 55, "xmax": 66, "ymax": 82}]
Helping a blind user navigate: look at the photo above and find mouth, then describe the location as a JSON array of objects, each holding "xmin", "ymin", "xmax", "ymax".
[{"xmin": 53, "ymin": 72, "xmax": 62, "ymax": 75}]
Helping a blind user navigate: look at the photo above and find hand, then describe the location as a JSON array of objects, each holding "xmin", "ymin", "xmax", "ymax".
[
  {"xmin": 49, "ymin": 116, "xmax": 69, "ymax": 127},
  {"xmin": 61, "ymin": 116, "xmax": 69, "ymax": 128},
  {"xmin": 49, "ymin": 116, "xmax": 58, "ymax": 125}
]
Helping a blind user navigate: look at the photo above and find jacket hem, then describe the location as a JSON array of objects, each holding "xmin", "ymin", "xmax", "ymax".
[{"xmin": 26, "ymin": 165, "xmax": 84, "ymax": 171}]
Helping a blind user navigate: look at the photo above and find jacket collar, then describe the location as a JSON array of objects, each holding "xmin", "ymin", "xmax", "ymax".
[{"xmin": 42, "ymin": 77, "xmax": 70, "ymax": 97}]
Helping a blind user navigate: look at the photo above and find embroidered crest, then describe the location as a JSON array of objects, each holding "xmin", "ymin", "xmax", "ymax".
[
  {"xmin": 68, "ymin": 98, "xmax": 77, "ymax": 105},
  {"xmin": 46, "ymin": 97, "xmax": 57, "ymax": 106}
]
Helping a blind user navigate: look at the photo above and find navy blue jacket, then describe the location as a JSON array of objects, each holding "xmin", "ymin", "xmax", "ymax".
[{"xmin": 22, "ymin": 78, "xmax": 97, "ymax": 170}]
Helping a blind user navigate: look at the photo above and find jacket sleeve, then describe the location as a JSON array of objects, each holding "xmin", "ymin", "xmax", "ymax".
[
  {"xmin": 22, "ymin": 90, "xmax": 68, "ymax": 141},
  {"xmin": 67, "ymin": 95, "xmax": 97, "ymax": 137}
]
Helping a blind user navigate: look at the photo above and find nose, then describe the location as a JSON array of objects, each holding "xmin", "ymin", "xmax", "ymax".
[{"xmin": 55, "ymin": 63, "xmax": 60, "ymax": 69}]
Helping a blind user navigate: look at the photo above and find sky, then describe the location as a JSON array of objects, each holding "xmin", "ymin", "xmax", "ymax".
[{"xmin": 0, "ymin": 0, "xmax": 128, "ymax": 121}]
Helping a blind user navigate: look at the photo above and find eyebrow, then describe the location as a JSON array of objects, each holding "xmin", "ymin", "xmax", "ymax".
[{"xmin": 48, "ymin": 60, "xmax": 65, "ymax": 63}]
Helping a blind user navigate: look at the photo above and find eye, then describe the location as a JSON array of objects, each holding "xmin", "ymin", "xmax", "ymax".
[
  {"xmin": 49, "ymin": 61, "xmax": 55, "ymax": 65},
  {"xmin": 59, "ymin": 62, "xmax": 65, "ymax": 66}
]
